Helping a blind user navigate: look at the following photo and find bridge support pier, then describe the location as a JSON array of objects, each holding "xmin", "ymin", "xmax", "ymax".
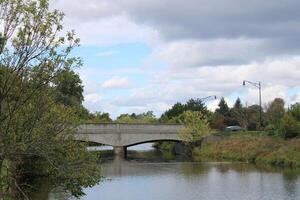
[{"xmin": 113, "ymin": 146, "xmax": 127, "ymax": 158}]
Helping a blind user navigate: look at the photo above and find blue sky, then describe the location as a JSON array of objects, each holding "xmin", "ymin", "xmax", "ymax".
[{"xmin": 53, "ymin": 0, "xmax": 300, "ymax": 118}]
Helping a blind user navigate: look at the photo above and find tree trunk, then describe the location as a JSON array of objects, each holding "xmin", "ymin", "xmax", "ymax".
[{"xmin": 0, "ymin": 158, "xmax": 14, "ymax": 199}]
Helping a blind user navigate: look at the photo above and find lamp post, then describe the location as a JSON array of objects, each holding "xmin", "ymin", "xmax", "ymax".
[
  {"xmin": 200, "ymin": 95, "xmax": 217, "ymax": 102},
  {"xmin": 243, "ymin": 80, "xmax": 262, "ymax": 128}
]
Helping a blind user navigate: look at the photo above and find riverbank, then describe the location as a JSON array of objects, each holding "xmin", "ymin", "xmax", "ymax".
[{"xmin": 194, "ymin": 135, "xmax": 300, "ymax": 168}]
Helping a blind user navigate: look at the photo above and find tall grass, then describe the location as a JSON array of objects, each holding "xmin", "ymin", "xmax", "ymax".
[{"xmin": 194, "ymin": 137, "xmax": 300, "ymax": 167}]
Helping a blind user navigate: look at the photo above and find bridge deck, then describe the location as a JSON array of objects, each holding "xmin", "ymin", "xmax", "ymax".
[{"xmin": 75, "ymin": 123, "xmax": 184, "ymax": 147}]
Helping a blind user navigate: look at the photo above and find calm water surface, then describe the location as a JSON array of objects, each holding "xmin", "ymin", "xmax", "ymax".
[{"xmin": 34, "ymin": 149, "xmax": 300, "ymax": 200}]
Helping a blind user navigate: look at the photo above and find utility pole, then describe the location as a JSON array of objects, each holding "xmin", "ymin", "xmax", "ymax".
[
  {"xmin": 200, "ymin": 95, "xmax": 217, "ymax": 102},
  {"xmin": 243, "ymin": 80, "xmax": 262, "ymax": 128}
]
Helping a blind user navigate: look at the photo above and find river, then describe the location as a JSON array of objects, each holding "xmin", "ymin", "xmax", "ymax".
[{"xmin": 32, "ymin": 146, "xmax": 300, "ymax": 200}]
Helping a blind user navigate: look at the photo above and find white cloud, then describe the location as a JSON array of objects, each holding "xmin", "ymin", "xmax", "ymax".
[
  {"xmin": 51, "ymin": 0, "xmax": 300, "ymax": 116},
  {"xmin": 101, "ymin": 76, "xmax": 130, "ymax": 89},
  {"xmin": 293, "ymin": 93, "xmax": 300, "ymax": 104},
  {"xmin": 85, "ymin": 93, "xmax": 102, "ymax": 104},
  {"xmin": 106, "ymin": 56, "xmax": 300, "ymax": 116}
]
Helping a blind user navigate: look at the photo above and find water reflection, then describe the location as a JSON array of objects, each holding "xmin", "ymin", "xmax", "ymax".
[{"xmin": 32, "ymin": 151, "xmax": 300, "ymax": 200}]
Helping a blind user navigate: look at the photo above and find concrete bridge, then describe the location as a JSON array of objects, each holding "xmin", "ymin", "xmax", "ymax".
[{"xmin": 75, "ymin": 123, "xmax": 184, "ymax": 157}]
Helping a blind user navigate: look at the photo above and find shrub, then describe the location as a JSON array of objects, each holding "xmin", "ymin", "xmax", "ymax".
[{"xmin": 280, "ymin": 113, "xmax": 300, "ymax": 139}]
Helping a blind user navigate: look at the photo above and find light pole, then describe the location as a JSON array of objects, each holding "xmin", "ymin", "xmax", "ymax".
[
  {"xmin": 200, "ymin": 95, "xmax": 217, "ymax": 102},
  {"xmin": 243, "ymin": 80, "xmax": 262, "ymax": 128}
]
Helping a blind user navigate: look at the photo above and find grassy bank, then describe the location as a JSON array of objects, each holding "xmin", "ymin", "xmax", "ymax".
[{"xmin": 194, "ymin": 136, "xmax": 300, "ymax": 168}]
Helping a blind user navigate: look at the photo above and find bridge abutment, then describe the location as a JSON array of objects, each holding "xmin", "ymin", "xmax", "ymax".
[{"xmin": 113, "ymin": 146, "xmax": 127, "ymax": 158}]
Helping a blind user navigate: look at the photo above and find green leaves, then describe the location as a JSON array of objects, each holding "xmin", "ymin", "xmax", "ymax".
[
  {"xmin": 280, "ymin": 111, "xmax": 300, "ymax": 139},
  {"xmin": 0, "ymin": 0, "xmax": 100, "ymax": 198},
  {"xmin": 178, "ymin": 111, "xmax": 211, "ymax": 143}
]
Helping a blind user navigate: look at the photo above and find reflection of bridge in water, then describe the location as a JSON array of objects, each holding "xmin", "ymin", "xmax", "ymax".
[{"xmin": 75, "ymin": 123, "xmax": 184, "ymax": 158}]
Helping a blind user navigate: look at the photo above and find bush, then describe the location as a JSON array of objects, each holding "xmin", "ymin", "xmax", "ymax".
[{"xmin": 280, "ymin": 113, "xmax": 300, "ymax": 139}]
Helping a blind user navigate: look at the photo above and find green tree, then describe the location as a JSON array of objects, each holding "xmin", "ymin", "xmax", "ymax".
[
  {"xmin": 214, "ymin": 97, "xmax": 231, "ymax": 127},
  {"xmin": 266, "ymin": 98, "xmax": 285, "ymax": 125},
  {"xmin": 289, "ymin": 103, "xmax": 300, "ymax": 121},
  {"xmin": 53, "ymin": 67, "xmax": 84, "ymax": 107},
  {"xmin": 0, "ymin": 0, "xmax": 100, "ymax": 198},
  {"xmin": 229, "ymin": 98, "xmax": 247, "ymax": 127},
  {"xmin": 216, "ymin": 98, "xmax": 230, "ymax": 117},
  {"xmin": 116, "ymin": 111, "xmax": 157, "ymax": 124},
  {"xmin": 280, "ymin": 113, "xmax": 300, "ymax": 139},
  {"xmin": 160, "ymin": 98, "xmax": 208, "ymax": 123},
  {"xmin": 233, "ymin": 97, "xmax": 242, "ymax": 110},
  {"xmin": 185, "ymin": 98, "xmax": 208, "ymax": 115},
  {"xmin": 210, "ymin": 112, "xmax": 226, "ymax": 130},
  {"xmin": 178, "ymin": 111, "xmax": 211, "ymax": 153},
  {"xmin": 88, "ymin": 112, "xmax": 112, "ymax": 123},
  {"xmin": 278, "ymin": 103, "xmax": 300, "ymax": 139},
  {"xmin": 244, "ymin": 105, "xmax": 261, "ymax": 130},
  {"xmin": 160, "ymin": 102, "xmax": 185, "ymax": 122}
]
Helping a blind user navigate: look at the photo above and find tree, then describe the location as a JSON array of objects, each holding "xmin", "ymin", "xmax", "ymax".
[
  {"xmin": 116, "ymin": 111, "xmax": 157, "ymax": 124},
  {"xmin": 185, "ymin": 98, "xmax": 208, "ymax": 115},
  {"xmin": 266, "ymin": 98, "xmax": 285, "ymax": 125},
  {"xmin": 214, "ymin": 97, "xmax": 231, "ymax": 127},
  {"xmin": 160, "ymin": 102, "xmax": 185, "ymax": 122},
  {"xmin": 178, "ymin": 111, "xmax": 211, "ymax": 153},
  {"xmin": 278, "ymin": 103, "xmax": 300, "ymax": 139},
  {"xmin": 244, "ymin": 105, "xmax": 261, "ymax": 130},
  {"xmin": 53, "ymin": 67, "xmax": 84, "ymax": 107},
  {"xmin": 289, "ymin": 103, "xmax": 300, "ymax": 121},
  {"xmin": 88, "ymin": 112, "xmax": 112, "ymax": 123},
  {"xmin": 0, "ymin": 0, "xmax": 100, "ymax": 198},
  {"xmin": 280, "ymin": 113, "xmax": 300, "ymax": 139},
  {"xmin": 233, "ymin": 97, "xmax": 242, "ymax": 110},
  {"xmin": 210, "ymin": 112, "xmax": 226, "ymax": 130},
  {"xmin": 229, "ymin": 98, "xmax": 247, "ymax": 127},
  {"xmin": 160, "ymin": 98, "xmax": 208, "ymax": 123},
  {"xmin": 216, "ymin": 98, "xmax": 230, "ymax": 117}
]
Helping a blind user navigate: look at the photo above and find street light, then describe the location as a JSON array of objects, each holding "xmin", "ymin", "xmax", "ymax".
[
  {"xmin": 200, "ymin": 95, "xmax": 217, "ymax": 102},
  {"xmin": 243, "ymin": 80, "xmax": 262, "ymax": 128}
]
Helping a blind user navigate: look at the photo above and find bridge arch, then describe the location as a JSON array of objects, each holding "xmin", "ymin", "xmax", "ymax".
[
  {"xmin": 126, "ymin": 139, "xmax": 181, "ymax": 148},
  {"xmin": 75, "ymin": 123, "xmax": 184, "ymax": 157}
]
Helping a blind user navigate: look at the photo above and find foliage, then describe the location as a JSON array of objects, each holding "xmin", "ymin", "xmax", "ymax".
[
  {"xmin": 116, "ymin": 111, "xmax": 157, "ymax": 124},
  {"xmin": 233, "ymin": 97, "xmax": 242, "ymax": 110},
  {"xmin": 265, "ymin": 98, "xmax": 285, "ymax": 135},
  {"xmin": 160, "ymin": 98, "xmax": 208, "ymax": 123},
  {"xmin": 0, "ymin": 0, "xmax": 100, "ymax": 198},
  {"xmin": 209, "ymin": 112, "xmax": 226, "ymax": 130},
  {"xmin": 266, "ymin": 98, "xmax": 285, "ymax": 126},
  {"xmin": 280, "ymin": 113, "xmax": 300, "ymax": 139},
  {"xmin": 194, "ymin": 137, "xmax": 300, "ymax": 168},
  {"xmin": 244, "ymin": 105, "xmax": 261, "ymax": 130},
  {"xmin": 229, "ymin": 98, "xmax": 248, "ymax": 127},
  {"xmin": 53, "ymin": 67, "xmax": 84, "ymax": 107},
  {"xmin": 86, "ymin": 112, "xmax": 112, "ymax": 123},
  {"xmin": 215, "ymin": 98, "xmax": 230, "ymax": 117},
  {"xmin": 178, "ymin": 111, "xmax": 211, "ymax": 145},
  {"xmin": 289, "ymin": 103, "xmax": 300, "ymax": 121}
]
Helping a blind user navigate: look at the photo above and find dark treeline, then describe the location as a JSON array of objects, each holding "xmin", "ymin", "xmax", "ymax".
[{"xmin": 86, "ymin": 97, "xmax": 300, "ymax": 139}]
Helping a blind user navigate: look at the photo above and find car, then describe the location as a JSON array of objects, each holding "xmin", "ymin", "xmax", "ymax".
[{"xmin": 225, "ymin": 126, "xmax": 245, "ymax": 132}]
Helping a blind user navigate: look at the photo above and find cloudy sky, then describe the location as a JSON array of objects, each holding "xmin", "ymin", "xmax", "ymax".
[{"xmin": 52, "ymin": 0, "xmax": 300, "ymax": 118}]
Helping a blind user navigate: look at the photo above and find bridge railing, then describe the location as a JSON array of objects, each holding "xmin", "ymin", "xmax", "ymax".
[{"xmin": 76, "ymin": 123, "xmax": 184, "ymax": 134}]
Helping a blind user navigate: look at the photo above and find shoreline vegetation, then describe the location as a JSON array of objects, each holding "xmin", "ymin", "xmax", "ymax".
[
  {"xmin": 154, "ymin": 131, "xmax": 300, "ymax": 168},
  {"xmin": 194, "ymin": 132, "xmax": 300, "ymax": 168}
]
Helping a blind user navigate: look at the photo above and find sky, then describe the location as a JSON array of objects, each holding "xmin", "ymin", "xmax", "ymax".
[{"xmin": 52, "ymin": 0, "xmax": 300, "ymax": 118}]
